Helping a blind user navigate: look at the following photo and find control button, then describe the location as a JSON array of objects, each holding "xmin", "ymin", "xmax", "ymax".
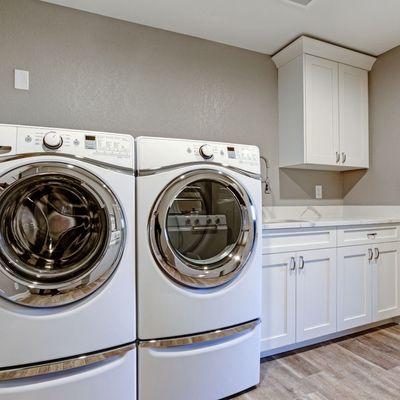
[
  {"xmin": 187, "ymin": 147, "xmax": 192, "ymax": 154},
  {"xmin": 199, "ymin": 144, "xmax": 213, "ymax": 159},
  {"xmin": 25, "ymin": 135, "xmax": 32, "ymax": 143},
  {"xmin": 73, "ymin": 139, "xmax": 80, "ymax": 146},
  {"xmin": 43, "ymin": 131, "xmax": 63, "ymax": 150}
]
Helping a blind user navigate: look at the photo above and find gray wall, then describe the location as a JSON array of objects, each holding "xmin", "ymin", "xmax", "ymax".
[
  {"xmin": 344, "ymin": 45, "xmax": 400, "ymax": 205},
  {"xmin": 0, "ymin": 0, "xmax": 343, "ymax": 205}
]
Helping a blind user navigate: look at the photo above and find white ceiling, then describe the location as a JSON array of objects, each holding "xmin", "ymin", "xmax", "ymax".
[{"xmin": 42, "ymin": 0, "xmax": 400, "ymax": 56}]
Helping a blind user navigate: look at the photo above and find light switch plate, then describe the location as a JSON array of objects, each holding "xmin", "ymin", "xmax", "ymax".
[
  {"xmin": 315, "ymin": 185, "xmax": 323, "ymax": 199},
  {"xmin": 15, "ymin": 69, "xmax": 29, "ymax": 90}
]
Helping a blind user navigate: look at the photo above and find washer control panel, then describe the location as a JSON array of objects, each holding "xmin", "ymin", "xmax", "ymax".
[{"xmin": 17, "ymin": 127, "xmax": 134, "ymax": 169}]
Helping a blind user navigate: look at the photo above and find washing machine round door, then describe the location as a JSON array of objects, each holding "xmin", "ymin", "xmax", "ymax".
[
  {"xmin": 0, "ymin": 162, "xmax": 125, "ymax": 307},
  {"xmin": 149, "ymin": 169, "xmax": 256, "ymax": 288}
]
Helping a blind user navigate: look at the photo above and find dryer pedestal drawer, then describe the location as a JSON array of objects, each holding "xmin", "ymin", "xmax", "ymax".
[{"xmin": 138, "ymin": 323, "xmax": 260, "ymax": 400}]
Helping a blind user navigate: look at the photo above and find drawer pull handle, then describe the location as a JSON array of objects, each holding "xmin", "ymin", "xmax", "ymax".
[
  {"xmin": 298, "ymin": 256, "xmax": 305, "ymax": 270},
  {"xmin": 367, "ymin": 233, "xmax": 377, "ymax": 239},
  {"xmin": 374, "ymin": 247, "xmax": 380, "ymax": 260},
  {"xmin": 289, "ymin": 257, "xmax": 296, "ymax": 270},
  {"xmin": 336, "ymin": 151, "xmax": 340, "ymax": 163},
  {"xmin": 368, "ymin": 248, "xmax": 373, "ymax": 261}
]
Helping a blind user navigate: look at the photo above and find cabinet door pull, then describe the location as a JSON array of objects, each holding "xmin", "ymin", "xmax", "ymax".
[
  {"xmin": 336, "ymin": 151, "xmax": 340, "ymax": 163},
  {"xmin": 368, "ymin": 248, "xmax": 373, "ymax": 261},
  {"xmin": 342, "ymin": 152, "xmax": 347, "ymax": 164},
  {"xmin": 289, "ymin": 257, "xmax": 296, "ymax": 270},
  {"xmin": 298, "ymin": 256, "xmax": 305, "ymax": 269},
  {"xmin": 374, "ymin": 247, "xmax": 380, "ymax": 260}
]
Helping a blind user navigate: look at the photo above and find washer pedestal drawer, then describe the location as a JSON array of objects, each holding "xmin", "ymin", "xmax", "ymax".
[
  {"xmin": 138, "ymin": 322, "xmax": 260, "ymax": 400},
  {"xmin": 0, "ymin": 348, "xmax": 136, "ymax": 400}
]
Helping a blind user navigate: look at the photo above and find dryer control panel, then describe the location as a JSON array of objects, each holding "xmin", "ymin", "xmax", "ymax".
[
  {"xmin": 136, "ymin": 137, "xmax": 260, "ymax": 174},
  {"xmin": 16, "ymin": 126, "xmax": 134, "ymax": 169}
]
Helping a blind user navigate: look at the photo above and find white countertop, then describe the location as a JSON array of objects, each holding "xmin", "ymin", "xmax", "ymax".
[{"xmin": 262, "ymin": 216, "xmax": 400, "ymax": 230}]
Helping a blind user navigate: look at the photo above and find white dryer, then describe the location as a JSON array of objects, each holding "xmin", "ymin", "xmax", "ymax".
[
  {"xmin": 136, "ymin": 137, "xmax": 261, "ymax": 400},
  {"xmin": 0, "ymin": 124, "xmax": 136, "ymax": 400}
]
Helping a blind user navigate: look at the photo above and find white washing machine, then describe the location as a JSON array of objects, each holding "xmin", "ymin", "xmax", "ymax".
[
  {"xmin": 136, "ymin": 137, "xmax": 261, "ymax": 400},
  {"xmin": 0, "ymin": 124, "xmax": 136, "ymax": 400}
]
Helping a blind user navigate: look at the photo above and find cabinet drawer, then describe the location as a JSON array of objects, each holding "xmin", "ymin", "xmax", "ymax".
[
  {"xmin": 262, "ymin": 228, "xmax": 336, "ymax": 254},
  {"xmin": 337, "ymin": 225, "xmax": 400, "ymax": 247}
]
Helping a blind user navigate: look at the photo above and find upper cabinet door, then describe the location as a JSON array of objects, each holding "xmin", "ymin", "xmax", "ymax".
[
  {"xmin": 339, "ymin": 64, "xmax": 369, "ymax": 168},
  {"xmin": 304, "ymin": 55, "xmax": 339, "ymax": 166}
]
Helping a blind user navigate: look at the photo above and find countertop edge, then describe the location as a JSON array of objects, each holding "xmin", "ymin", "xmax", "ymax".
[{"xmin": 262, "ymin": 217, "xmax": 400, "ymax": 230}]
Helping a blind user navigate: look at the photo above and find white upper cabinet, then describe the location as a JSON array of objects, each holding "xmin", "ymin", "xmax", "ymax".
[{"xmin": 273, "ymin": 36, "xmax": 376, "ymax": 171}]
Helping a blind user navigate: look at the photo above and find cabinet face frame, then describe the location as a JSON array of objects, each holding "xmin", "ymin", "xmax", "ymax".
[{"xmin": 337, "ymin": 245, "xmax": 373, "ymax": 331}]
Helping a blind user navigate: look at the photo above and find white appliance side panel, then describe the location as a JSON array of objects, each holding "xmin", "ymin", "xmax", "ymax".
[
  {"xmin": 136, "ymin": 166, "xmax": 262, "ymax": 339},
  {"xmin": 135, "ymin": 136, "xmax": 260, "ymax": 174},
  {"xmin": 0, "ymin": 349, "xmax": 136, "ymax": 400},
  {"xmin": 139, "ymin": 326, "xmax": 260, "ymax": 400},
  {"xmin": 0, "ymin": 156, "xmax": 136, "ymax": 367}
]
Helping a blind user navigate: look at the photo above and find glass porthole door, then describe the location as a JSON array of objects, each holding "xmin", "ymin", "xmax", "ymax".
[
  {"xmin": 149, "ymin": 170, "xmax": 256, "ymax": 288},
  {"xmin": 0, "ymin": 162, "xmax": 125, "ymax": 307}
]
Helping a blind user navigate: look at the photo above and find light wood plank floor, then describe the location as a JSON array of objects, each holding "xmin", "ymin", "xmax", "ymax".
[{"xmin": 237, "ymin": 324, "xmax": 400, "ymax": 400}]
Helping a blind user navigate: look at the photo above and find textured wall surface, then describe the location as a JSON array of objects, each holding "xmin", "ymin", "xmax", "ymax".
[
  {"xmin": 0, "ymin": 0, "xmax": 344, "ymax": 205},
  {"xmin": 344, "ymin": 45, "xmax": 400, "ymax": 205}
]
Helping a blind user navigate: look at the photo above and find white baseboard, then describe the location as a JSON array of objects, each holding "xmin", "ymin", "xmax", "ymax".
[{"xmin": 261, "ymin": 318, "xmax": 399, "ymax": 359}]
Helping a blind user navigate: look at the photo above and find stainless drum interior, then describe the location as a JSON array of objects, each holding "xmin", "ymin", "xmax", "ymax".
[
  {"xmin": 0, "ymin": 162, "xmax": 125, "ymax": 307},
  {"xmin": 149, "ymin": 170, "xmax": 256, "ymax": 288}
]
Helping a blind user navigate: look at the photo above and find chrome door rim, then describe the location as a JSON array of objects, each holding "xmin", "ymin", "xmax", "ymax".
[
  {"xmin": 0, "ymin": 162, "xmax": 126, "ymax": 307},
  {"xmin": 149, "ymin": 169, "xmax": 256, "ymax": 288}
]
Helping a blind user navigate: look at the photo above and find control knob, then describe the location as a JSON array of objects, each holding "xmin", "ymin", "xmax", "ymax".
[
  {"xmin": 43, "ymin": 131, "xmax": 63, "ymax": 150},
  {"xmin": 199, "ymin": 144, "xmax": 213, "ymax": 159}
]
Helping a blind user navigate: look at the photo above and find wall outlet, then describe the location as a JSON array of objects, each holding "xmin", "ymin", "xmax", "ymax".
[
  {"xmin": 315, "ymin": 185, "xmax": 322, "ymax": 199},
  {"xmin": 15, "ymin": 69, "xmax": 29, "ymax": 90}
]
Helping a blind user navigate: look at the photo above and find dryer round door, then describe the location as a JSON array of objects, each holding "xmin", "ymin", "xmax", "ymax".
[
  {"xmin": 149, "ymin": 169, "xmax": 256, "ymax": 288},
  {"xmin": 0, "ymin": 162, "xmax": 125, "ymax": 307}
]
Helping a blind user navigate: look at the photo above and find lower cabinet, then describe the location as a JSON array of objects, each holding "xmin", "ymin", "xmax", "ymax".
[
  {"xmin": 261, "ymin": 225, "xmax": 400, "ymax": 355},
  {"xmin": 337, "ymin": 245, "xmax": 373, "ymax": 330},
  {"xmin": 261, "ymin": 248, "xmax": 337, "ymax": 352},
  {"xmin": 373, "ymin": 242, "xmax": 400, "ymax": 321}
]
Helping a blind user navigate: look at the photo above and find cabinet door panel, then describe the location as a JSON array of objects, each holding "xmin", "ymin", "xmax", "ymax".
[
  {"xmin": 373, "ymin": 242, "xmax": 400, "ymax": 321},
  {"xmin": 296, "ymin": 248, "xmax": 337, "ymax": 342},
  {"xmin": 339, "ymin": 64, "xmax": 369, "ymax": 168},
  {"xmin": 305, "ymin": 55, "xmax": 339, "ymax": 165},
  {"xmin": 261, "ymin": 253, "xmax": 296, "ymax": 352},
  {"xmin": 337, "ymin": 245, "xmax": 372, "ymax": 330}
]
